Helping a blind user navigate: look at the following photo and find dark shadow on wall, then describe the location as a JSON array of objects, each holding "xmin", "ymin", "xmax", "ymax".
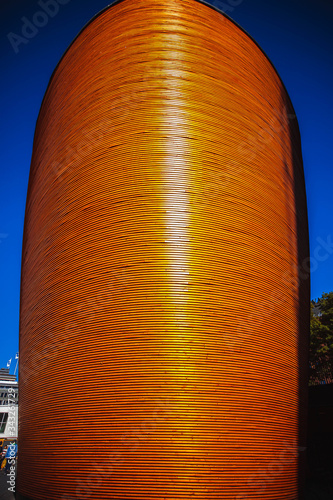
[
  {"xmin": 283, "ymin": 94, "xmax": 333, "ymax": 499},
  {"xmin": 304, "ymin": 384, "xmax": 333, "ymax": 499},
  {"xmin": 282, "ymin": 90, "xmax": 310, "ymax": 500}
]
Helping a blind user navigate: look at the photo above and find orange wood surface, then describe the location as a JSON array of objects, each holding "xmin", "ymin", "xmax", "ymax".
[{"xmin": 18, "ymin": 0, "xmax": 309, "ymax": 498}]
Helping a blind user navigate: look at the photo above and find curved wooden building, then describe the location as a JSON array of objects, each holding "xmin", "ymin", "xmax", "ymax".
[{"xmin": 18, "ymin": 0, "xmax": 309, "ymax": 498}]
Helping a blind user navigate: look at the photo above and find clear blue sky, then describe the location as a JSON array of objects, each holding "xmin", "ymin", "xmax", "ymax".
[{"xmin": 0, "ymin": 0, "xmax": 332, "ymax": 370}]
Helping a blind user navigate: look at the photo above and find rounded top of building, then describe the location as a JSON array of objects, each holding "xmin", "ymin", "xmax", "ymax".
[{"xmin": 36, "ymin": 0, "xmax": 297, "ymax": 127}]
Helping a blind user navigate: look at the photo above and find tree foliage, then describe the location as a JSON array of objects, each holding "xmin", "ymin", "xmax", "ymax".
[{"xmin": 309, "ymin": 292, "xmax": 333, "ymax": 385}]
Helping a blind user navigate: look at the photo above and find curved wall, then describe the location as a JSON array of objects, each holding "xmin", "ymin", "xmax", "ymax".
[{"xmin": 18, "ymin": 0, "xmax": 309, "ymax": 498}]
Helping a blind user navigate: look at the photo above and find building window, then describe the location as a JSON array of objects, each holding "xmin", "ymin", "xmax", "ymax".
[{"xmin": 0, "ymin": 413, "xmax": 8, "ymax": 433}]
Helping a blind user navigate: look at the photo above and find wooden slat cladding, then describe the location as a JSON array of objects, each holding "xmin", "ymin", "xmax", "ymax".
[{"xmin": 18, "ymin": 0, "xmax": 309, "ymax": 498}]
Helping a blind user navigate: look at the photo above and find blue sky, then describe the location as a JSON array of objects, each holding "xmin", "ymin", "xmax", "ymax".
[{"xmin": 0, "ymin": 0, "xmax": 332, "ymax": 371}]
